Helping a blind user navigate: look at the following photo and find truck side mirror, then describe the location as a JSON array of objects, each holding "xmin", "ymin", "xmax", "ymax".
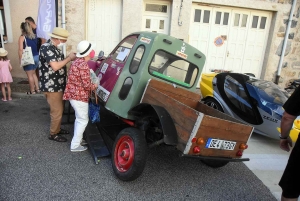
[{"xmin": 98, "ymin": 50, "xmax": 104, "ymax": 59}]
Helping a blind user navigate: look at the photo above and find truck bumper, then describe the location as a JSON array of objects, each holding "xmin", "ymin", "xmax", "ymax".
[{"xmin": 180, "ymin": 154, "xmax": 250, "ymax": 162}]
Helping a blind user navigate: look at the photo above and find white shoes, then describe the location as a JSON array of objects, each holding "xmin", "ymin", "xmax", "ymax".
[{"xmin": 71, "ymin": 145, "xmax": 88, "ymax": 152}]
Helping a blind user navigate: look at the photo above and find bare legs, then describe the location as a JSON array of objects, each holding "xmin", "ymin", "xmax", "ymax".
[
  {"xmin": 25, "ymin": 69, "xmax": 39, "ymax": 93},
  {"xmin": 1, "ymin": 83, "xmax": 11, "ymax": 100}
]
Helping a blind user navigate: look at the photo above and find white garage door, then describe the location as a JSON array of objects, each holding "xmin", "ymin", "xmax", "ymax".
[
  {"xmin": 87, "ymin": 0, "xmax": 122, "ymax": 56},
  {"xmin": 189, "ymin": 4, "xmax": 271, "ymax": 78}
]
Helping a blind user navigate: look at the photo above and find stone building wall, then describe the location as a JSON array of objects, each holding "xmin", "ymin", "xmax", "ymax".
[{"xmin": 7, "ymin": 0, "xmax": 300, "ymax": 89}]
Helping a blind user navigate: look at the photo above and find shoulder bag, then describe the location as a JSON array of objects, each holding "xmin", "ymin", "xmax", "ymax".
[{"xmin": 20, "ymin": 36, "xmax": 34, "ymax": 67}]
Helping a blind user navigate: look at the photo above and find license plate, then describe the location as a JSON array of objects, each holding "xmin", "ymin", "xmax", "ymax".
[
  {"xmin": 205, "ymin": 138, "xmax": 236, "ymax": 150},
  {"xmin": 96, "ymin": 86, "xmax": 110, "ymax": 102}
]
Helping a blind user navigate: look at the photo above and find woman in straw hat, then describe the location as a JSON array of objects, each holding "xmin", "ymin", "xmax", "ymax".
[
  {"xmin": 18, "ymin": 22, "xmax": 40, "ymax": 95},
  {"xmin": 0, "ymin": 48, "xmax": 13, "ymax": 101},
  {"xmin": 63, "ymin": 40, "xmax": 97, "ymax": 152},
  {"xmin": 39, "ymin": 27, "xmax": 76, "ymax": 143}
]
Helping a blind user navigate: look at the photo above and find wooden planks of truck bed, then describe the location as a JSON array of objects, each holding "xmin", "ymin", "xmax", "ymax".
[{"xmin": 141, "ymin": 79, "xmax": 253, "ymax": 158}]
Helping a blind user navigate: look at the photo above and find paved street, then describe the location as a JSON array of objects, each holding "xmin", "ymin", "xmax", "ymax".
[{"xmin": 0, "ymin": 94, "xmax": 277, "ymax": 201}]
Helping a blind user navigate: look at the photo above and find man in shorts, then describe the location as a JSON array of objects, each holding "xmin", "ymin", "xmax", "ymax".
[{"xmin": 279, "ymin": 86, "xmax": 300, "ymax": 201}]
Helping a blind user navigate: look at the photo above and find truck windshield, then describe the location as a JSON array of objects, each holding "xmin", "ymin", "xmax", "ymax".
[{"xmin": 149, "ymin": 50, "xmax": 198, "ymax": 87}]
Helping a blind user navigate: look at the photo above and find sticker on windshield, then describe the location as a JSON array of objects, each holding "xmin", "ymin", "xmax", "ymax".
[
  {"xmin": 101, "ymin": 63, "xmax": 108, "ymax": 74},
  {"xmin": 140, "ymin": 37, "xmax": 151, "ymax": 44},
  {"xmin": 176, "ymin": 51, "xmax": 188, "ymax": 59}
]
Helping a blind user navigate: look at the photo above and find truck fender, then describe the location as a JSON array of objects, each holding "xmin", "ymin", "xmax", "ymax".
[{"xmin": 128, "ymin": 103, "xmax": 178, "ymax": 145}]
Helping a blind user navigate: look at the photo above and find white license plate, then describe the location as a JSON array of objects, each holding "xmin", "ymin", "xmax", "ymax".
[{"xmin": 205, "ymin": 138, "xmax": 236, "ymax": 150}]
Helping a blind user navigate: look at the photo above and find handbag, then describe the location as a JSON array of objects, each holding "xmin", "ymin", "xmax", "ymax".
[
  {"xmin": 88, "ymin": 90, "xmax": 100, "ymax": 123},
  {"xmin": 20, "ymin": 36, "xmax": 34, "ymax": 67}
]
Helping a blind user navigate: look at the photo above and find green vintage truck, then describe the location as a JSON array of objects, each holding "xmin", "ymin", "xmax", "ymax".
[{"xmin": 91, "ymin": 32, "xmax": 253, "ymax": 181}]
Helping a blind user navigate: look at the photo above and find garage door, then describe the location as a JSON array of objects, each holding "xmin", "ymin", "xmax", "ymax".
[
  {"xmin": 87, "ymin": 0, "xmax": 122, "ymax": 56},
  {"xmin": 189, "ymin": 4, "xmax": 271, "ymax": 78}
]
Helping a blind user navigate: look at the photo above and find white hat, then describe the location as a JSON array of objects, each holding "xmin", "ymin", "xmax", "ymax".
[
  {"xmin": 0, "ymin": 48, "xmax": 8, "ymax": 56},
  {"xmin": 76, "ymin": 40, "xmax": 96, "ymax": 57},
  {"xmin": 48, "ymin": 27, "xmax": 69, "ymax": 40}
]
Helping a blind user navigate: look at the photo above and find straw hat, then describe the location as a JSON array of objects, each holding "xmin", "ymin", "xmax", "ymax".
[
  {"xmin": 0, "ymin": 48, "xmax": 8, "ymax": 56},
  {"xmin": 48, "ymin": 27, "xmax": 69, "ymax": 40},
  {"xmin": 76, "ymin": 40, "xmax": 96, "ymax": 57}
]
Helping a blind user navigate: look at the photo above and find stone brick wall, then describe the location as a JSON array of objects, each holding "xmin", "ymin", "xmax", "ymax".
[{"xmin": 7, "ymin": 0, "xmax": 300, "ymax": 89}]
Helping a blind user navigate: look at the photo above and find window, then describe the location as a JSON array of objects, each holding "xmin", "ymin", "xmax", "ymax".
[
  {"xmin": 241, "ymin": 15, "xmax": 248, "ymax": 27},
  {"xmin": 260, "ymin": 17, "xmax": 267, "ymax": 29},
  {"xmin": 194, "ymin": 9, "xmax": 201, "ymax": 22},
  {"xmin": 159, "ymin": 20, "xmax": 164, "ymax": 29},
  {"xmin": 223, "ymin": 13, "xmax": 229, "ymax": 25},
  {"xmin": 252, "ymin": 16, "xmax": 259, "ymax": 28},
  {"xmin": 146, "ymin": 19, "xmax": 150, "ymax": 28},
  {"xmin": 110, "ymin": 36, "xmax": 138, "ymax": 62},
  {"xmin": 203, "ymin": 10, "xmax": 210, "ymax": 23},
  {"xmin": 149, "ymin": 50, "xmax": 198, "ymax": 88},
  {"xmin": 215, "ymin": 12, "xmax": 221, "ymax": 24},
  {"xmin": 224, "ymin": 75, "xmax": 256, "ymax": 120},
  {"xmin": 129, "ymin": 46, "xmax": 145, "ymax": 74},
  {"xmin": 119, "ymin": 77, "xmax": 133, "ymax": 100},
  {"xmin": 234, "ymin": 14, "xmax": 240, "ymax": 26},
  {"xmin": 145, "ymin": 4, "xmax": 167, "ymax": 13}
]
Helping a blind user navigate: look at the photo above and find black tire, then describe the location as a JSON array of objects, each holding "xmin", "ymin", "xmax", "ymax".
[
  {"xmin": 204, "ymin": 98, "xmax": 224, "ymax": 112},
  {"xmin": 112, "ymin": 127, "xmax": 147, "ymax": 181},
  {"xmin": 201, "ymin": 159, "xmax": 229, "ymax": 168}
]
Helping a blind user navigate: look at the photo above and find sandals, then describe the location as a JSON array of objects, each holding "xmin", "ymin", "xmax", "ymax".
[
  {"xmin": 58, "ymin": 128, "xmax": 70, "ymax": 135},
  {"xmin": 2, "ymin": 98, "xmax": 7, "ymax": 102},
  {"xmin": 35, "ymin": 89, "xmax": 41, "ymax": 94},
  {"xmin": 48, "ymin": 134, "xmax": 67, "ymax": 142},
  {"xmin": 26, "ymin": 91, "xmax": 36, "ymax": 95}
]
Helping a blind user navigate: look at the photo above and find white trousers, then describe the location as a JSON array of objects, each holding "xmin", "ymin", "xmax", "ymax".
[{"xmin": 69, "ymin": 100, "xmax": 89, "ymax": 149}]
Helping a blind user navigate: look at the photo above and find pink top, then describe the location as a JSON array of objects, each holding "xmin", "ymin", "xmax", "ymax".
[
  {"xmin": 0, "ymin": 60, "xmax": 13, "ymax": 83},
  {"xmin": 63, "ymin": 58, "xmax": 93, "ymax": 103}
]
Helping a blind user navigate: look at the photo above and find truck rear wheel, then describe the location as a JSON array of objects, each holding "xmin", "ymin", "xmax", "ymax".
[
  {"xmin": 112, "ymin": 127, "xmax": 147, "ymax": 181},
  {"xmin": 201, "ymin": 159, "xmax": 229, "ymax": 168}
]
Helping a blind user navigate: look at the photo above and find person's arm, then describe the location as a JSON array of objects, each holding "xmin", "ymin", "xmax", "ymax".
[
  {"xmin": 80, "ymin": 63, "xmax": 95, "ymax": 91},
  {"xmin": 8, "ymin": 62, "xmax": 12, "ymax": 71},
  {"xmin": 18, "ymin": 36, "xmax": 25, "ymax": 63},
  {"xmin": 279, "ymin": 111, "xmax": 296, "ymax": 152},
  {"xmin": 41, "ymin": 38, "xmax": 46, "ymax": 44},
  {"xmin": 49, "ymin": 52, "xmax": 76, "ymax": 71}
]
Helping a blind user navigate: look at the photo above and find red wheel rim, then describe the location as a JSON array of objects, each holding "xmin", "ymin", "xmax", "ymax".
[{"xmin": 114, "ymin": 135, "xmax": 134, "ymax": 172}]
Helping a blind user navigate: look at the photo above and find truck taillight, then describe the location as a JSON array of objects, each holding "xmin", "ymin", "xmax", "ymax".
[
  {"xmin": 239, "ymin": 143, "xmax": 248, "ymax": 150},
  {"xmin": 191, "ymin": 137, "xmax": 205, "ymax": 145},
  {"xmin": 196, "ymin": 137, "xmax": 205, "ymax": 145},
  {"xmin": 236, "ymin": 150, "xmax": 243, "ymax": 156},
  {"xmin": 193, "ymin": 146, "xmax": 201, "ymax": 153}
]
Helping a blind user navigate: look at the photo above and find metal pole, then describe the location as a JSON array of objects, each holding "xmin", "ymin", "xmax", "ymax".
[{"xmin": 0, "ymin": 11, "xmax": 4, "ymax": 48}]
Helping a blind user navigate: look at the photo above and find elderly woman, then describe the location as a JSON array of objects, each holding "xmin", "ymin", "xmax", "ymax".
[
  {"xmin": 18, "ymin": 22, "xmax": 40, "ymax": 94},
  {"xmin": 63, "ymin": 40, "xmax": 97, "ymax": 152}
]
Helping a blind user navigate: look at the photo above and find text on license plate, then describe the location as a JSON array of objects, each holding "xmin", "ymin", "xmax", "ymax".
[{"xmin": 205, "ymin": 138, "xmax": 236, "ymax": 150}]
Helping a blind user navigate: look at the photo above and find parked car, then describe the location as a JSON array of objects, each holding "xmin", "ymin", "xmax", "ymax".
[
  {"xmin": 200, "ymin": 72, "xmax": 299, "ymax": 142},
  {"xmin": 91, "ymin": 32, "xmax": 253, "ymax": 181}
]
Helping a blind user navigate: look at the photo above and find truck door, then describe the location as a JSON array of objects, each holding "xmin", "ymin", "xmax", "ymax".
[{"xmin": 95, "ymin": 35, "xmax": 138, "ymax": 103}]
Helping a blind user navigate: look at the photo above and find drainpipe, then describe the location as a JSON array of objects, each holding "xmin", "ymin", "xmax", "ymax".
[
  {"xmin": 61, "ymin": 0, "xmax": 67, "ymax": 57},
  {"xmin": 275, "ymin": 0, "xmax": 297, "ymax": 84},
  {"xmin": 178, "ymin": 0, "xmax": 183, "ymax": 26}
]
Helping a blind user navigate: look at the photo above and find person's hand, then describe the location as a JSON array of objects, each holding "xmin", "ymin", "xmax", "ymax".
[
  {"xmin": 68, "ymin": 52, "xmax": 76, "ymax": 61},
  {"xmin": 91, "ymin": 83, "xmax": 98, "ymax": 91},
  {"xmin": 279, "ymin": 137, "xmax": 293, "ymax": 152}
]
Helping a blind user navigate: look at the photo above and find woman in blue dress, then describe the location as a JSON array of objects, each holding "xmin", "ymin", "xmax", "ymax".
[{"xmin": 18, "ymin": 22, "xmax": 40, "ymax": 94}]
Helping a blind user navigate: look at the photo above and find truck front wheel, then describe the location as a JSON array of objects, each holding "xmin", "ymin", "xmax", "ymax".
[
  {"xmin": 112, "ymin": 127, "xmax": 147, "ymax": 181},
  {"xmin": 201, "ymin": 159, "xmax": 229, "ymax": 168}
]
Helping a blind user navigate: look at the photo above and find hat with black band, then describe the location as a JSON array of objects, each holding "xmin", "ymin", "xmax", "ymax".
[{"xmin": 76, "ymin": 40, "xmax": 96, "ymax": 58}]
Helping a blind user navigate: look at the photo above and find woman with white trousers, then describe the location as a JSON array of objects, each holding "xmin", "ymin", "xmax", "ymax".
[{"xmin": 63, "ymin": 40, "xmax": 97, "ymax": 152}]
